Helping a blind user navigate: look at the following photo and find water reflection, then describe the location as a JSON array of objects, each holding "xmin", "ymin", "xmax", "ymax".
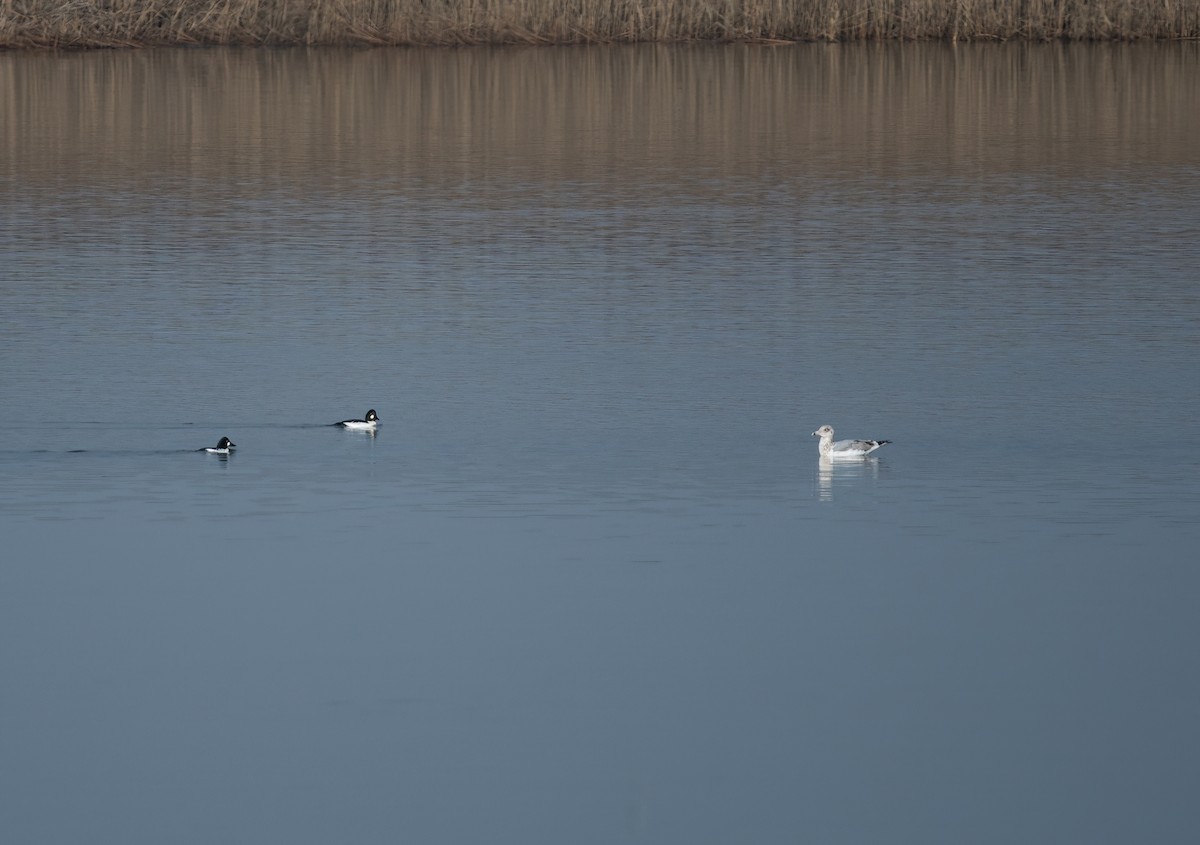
[
  {"xmin": 2, "ymin": 43, "xmax": 1197, "ymax": 204},
  {"xmin": 816, "ymin": 455, "xmax": 881, "ymax": 501}
]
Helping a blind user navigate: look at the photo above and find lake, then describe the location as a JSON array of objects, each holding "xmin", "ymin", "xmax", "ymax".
[{"xmin": 2, "ymin": 42, "xmax": 1199, "ymax": 844}]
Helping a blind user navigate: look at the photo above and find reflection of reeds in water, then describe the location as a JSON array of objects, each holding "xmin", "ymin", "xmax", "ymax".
[
  {"xmin": 3, "ymin": 43, "xmax": 1197, "ymax": 197},
  {"xmin": 2, "ymin": 0, "xmax": 1198, "ymax": 48}
]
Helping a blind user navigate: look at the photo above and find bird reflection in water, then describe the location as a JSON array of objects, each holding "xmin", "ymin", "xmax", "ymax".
[{"xmin": 817, "ymin": 455, "xmax": 880, "ymax": 501}]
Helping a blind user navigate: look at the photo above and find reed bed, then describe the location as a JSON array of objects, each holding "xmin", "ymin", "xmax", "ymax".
[{"xmin": 2, "ymin": 0, "xmax": 1199, "ymax": 48}]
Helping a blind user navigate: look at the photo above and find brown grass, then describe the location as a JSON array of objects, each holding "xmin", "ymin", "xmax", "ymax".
[{"xmin": 2, "ymin": 0, "xmax": 1199, "ymax": 48}]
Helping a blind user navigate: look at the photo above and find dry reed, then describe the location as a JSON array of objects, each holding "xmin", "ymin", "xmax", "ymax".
[{"xmin": 2, "ymin": 0, "xmax": 1199, "ymax": 48}]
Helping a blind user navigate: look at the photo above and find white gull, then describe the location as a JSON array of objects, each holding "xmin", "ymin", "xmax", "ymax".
[{"xmin": 812, "ymin": 424, "xmax": 891, "ymax": 458}]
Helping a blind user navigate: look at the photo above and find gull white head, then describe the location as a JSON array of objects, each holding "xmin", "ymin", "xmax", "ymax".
[{"xmin": 812, "ymin": 424, "xmax": 835, "ymax": 440}]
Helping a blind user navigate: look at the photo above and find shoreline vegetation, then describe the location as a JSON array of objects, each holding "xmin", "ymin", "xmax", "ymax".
[{"xmin": 2, "ymin": 0, "xmax": 1199, "ymax": 49}]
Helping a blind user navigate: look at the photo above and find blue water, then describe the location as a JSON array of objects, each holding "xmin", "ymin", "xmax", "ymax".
[{"xmin": 2, "ymin": 43, "xmax": 1200, "ymax": 845}]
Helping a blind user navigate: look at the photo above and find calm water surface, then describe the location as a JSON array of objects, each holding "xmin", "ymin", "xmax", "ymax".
[{"xmin": 2, "ymin": 44, "xmax": 1199, "ymax": 844}]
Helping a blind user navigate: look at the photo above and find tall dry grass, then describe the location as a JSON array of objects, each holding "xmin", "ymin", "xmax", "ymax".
[{"xmin": 2, "ymin": 0, "xmax": 1198, "ymax": 48}]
